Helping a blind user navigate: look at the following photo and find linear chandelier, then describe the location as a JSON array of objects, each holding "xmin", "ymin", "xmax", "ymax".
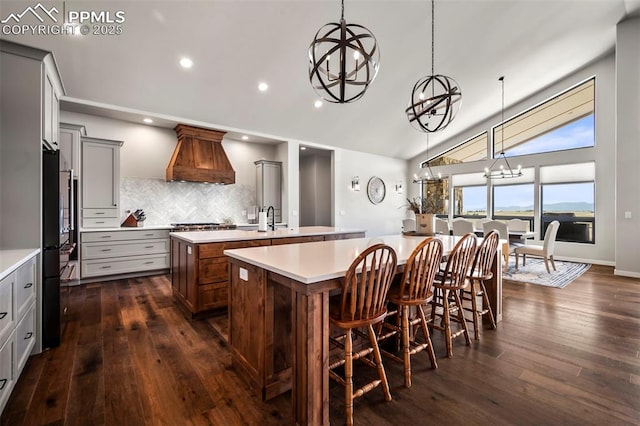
[
  {"xmin": 308, "ymin": 0, "xmax": 380, "ymax": 103},
  {"xmin": 413, "ymin": 134, "xmax": 446, "ymax": 183},
  {"xmin": 406, "ymin": 0, "xmax": 462, "ymax": 132},
  {"xmin": 484, "ymin": 76, "xmax": 522, "ymax": 179}
]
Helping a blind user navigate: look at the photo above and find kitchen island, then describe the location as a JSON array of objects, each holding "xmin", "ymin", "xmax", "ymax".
[
  {"xmin": 170, "ymin": 226, "xmax": 365, "ymax": 316},
  {"xmin": 224, "ymin": 234, "xmax": 503, "ymax": 425}
]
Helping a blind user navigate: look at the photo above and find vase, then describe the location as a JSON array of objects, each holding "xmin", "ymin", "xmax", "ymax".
[{"xmin": 415, "ymin": 213, "xmax": 436, "ymax": 234}]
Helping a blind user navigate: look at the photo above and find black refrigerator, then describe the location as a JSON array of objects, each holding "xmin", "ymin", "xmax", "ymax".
[{"xmin": 42, "ymin": 149, "xmax": 72, "ymax": 349}]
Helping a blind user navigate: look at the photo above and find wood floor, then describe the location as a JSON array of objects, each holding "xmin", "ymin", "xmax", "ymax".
[{"xmin": 2, "ymin": 265, "xmax": 639, "ymax": 425}]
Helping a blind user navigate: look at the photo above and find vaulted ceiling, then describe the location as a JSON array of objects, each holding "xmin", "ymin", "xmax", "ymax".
[{"xmin": 2, "ymin": 0, "xmax": 639, "ymax": 160}]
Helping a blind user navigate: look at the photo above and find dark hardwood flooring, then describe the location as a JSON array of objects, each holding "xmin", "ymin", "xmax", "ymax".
[{"xmin": 2, "ymin": 265, "xmax": 639, "ymax": 425}]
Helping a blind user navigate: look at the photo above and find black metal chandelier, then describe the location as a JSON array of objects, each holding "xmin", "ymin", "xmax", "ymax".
[
  {"xmin": 308, "ymin": 0, "xmax": 380, "ymax": 103},
  {"xmin": 413, "ymin": 134, "xmax": 445, "ymax": 183},
  {"xmin": 484, "ymin": 76, "xmax": 522, "ymax": 179},
  {"xmin": 406, "ymin": 0, "xmax": 462, "ymax": 132}
]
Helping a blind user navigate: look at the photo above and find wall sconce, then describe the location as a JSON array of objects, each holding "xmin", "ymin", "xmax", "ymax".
[
  {"xmin": 395, "ymin": 181, "xmax": 403, "ymax": 194},
  {"xmin": 351, "ymin": 176, "xmax": 360, "ymax": 191}
]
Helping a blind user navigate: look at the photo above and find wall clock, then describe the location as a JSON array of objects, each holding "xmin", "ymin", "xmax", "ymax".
[{"xmin": 367, "ymin": 176, "xmax": 386, "ymax": 204}]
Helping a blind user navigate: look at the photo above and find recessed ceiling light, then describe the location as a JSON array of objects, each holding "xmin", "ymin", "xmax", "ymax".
[
  {"xmin": 314, "ymin": 100, "xmax": 323, "ymax": 108},
  {"xmin": 143, "ymin": 118, "xmax": 153, "ymax": 124},
  {"xmin": 300, "ymin": 146, "xmax": 307, "ymax": 150},
  {"xmin": 258, "ymin": 82, "xmax": 269, "ymax": 92},
  {"xmin": 179, "ymin": 57, "xmax": 193, "ymax": 69},
  {"xmin": 241, "ymin": 135, "xmax": 249, "ymax": 140}
]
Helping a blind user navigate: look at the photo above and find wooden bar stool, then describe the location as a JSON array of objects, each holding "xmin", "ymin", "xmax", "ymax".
[
  {"xmin": 430, "ymin": 233, "xmax": 477, "ymax": 358},
  {"xmin": 329, "ymin": 244, "xmax": 397, "ymax": 426},
  {"xmin": 379, "ymin": 237, "xmax": 443, "ymax": 388},
  {"xmin": 461, "ymin": 230, "xmax": 499, "ymax": 340}
]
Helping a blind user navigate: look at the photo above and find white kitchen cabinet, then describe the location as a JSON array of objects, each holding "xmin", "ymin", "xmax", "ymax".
[
  {"xmin": 59, "ymin": 123, "xmax": 86, "ymax": 174},
  {"xmin": 41, "ymin": 60, "xmax": 63, "ymax": 151},
  {"xmin": 0, "ymin": 330, "xmax": 16, "ymax": 416},
  {"xmin": 81, "ymin": 137, "xmax": 123, "ymax": 228},
  {"xmin": 255, "ymin": 160, "xmax": 282, "ymax": 223},
  {"xmin": 80, "ymin": 229, "xmax": 171, "ymax": 279}
]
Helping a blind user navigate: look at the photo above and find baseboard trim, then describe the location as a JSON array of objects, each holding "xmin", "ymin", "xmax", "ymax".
[
  {"xmin": 614, "ymin": 269, "xmax": 640, "ymax": 278},
  {"xmin": 70, "ymin": 268, "xmax": 170, "ymax": 285}
]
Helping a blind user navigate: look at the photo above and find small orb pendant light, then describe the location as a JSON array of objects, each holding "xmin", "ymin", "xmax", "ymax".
[
  {"xmin": 406, "ymin": 0, "xmax": 462, "ymax": 132},
  {"xmin": 308, "ymin": 0, "xmax": 380, "ymax": 103}
]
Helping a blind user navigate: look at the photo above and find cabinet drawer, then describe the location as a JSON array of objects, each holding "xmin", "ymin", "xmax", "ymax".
[
  {"xmin": 82, "ymin": 208, "xmax": 118, "ymax": 218},
  {"xmin": 15, "ymin": 304, "xmax": 35, "ymax": 373},
  {"xmin": 0, "ymin": 275, "xmax": 14, "ymax": 348},
  {"xmin": 15, "ymin": 256, "xmax": 36, "ymax": 321},
  {"xmin": 0, "ymin": 330, "xmax": 16, "ymax": 414},
  {"xmin": 199, "ymin": 239, "xmax": 270, "ymax": 258},
  {"xmin": 82, "ymin": 218, "xmax": 120, "ymax": 228},
  {"xmin": 199, "ymin": 257, "xmax": 228, "ymax": 284},
  {"xmin": 198, "ymin": 282, "xmax": 228, "ymax": 311},
  {"xmin": 82, "ymin": 229, "xmax": 170, "ymax": 243},
  {"xmin": 81, "ymin": 254, "xmax": 170, "ymax": 278},
  {"xmin": 271, "ymin": 235, "xmax": 325, "ymax": 245},
  {"xmin": 82, "ymin": 239, "xmax": 169, "ymax": 259}
]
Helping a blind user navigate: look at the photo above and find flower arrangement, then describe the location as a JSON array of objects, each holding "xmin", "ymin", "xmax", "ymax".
[{"xmin": 404, "ymin": 196, "xmax": 438, "ymax": 214}]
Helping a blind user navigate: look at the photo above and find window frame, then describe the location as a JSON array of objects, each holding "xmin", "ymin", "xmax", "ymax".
[{"xmin": 540, "ymin": 180, "xmax": 595, "ymax": 244}]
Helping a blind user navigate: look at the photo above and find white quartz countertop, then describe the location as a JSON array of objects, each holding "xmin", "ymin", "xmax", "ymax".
[
  {"xmin": 224, "ymin": 234, "xmax": 464, "ymax": 284},
  {"xmin": 170, "ymin": 226, "xmax": 365, "ymax": 244},
  {"xmin": 80, "ymin": 225, "xmax": 173, "ymax": 232},
  {"xmin": 0, "ymin": 248, "xmax": 40, "ymax": 281}
]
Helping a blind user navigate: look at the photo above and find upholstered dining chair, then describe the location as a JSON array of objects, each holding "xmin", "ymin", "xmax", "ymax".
[
  {"xmin": 402, "ymin": 218, "xmax": 416, "ymax": 232},
  {"xmin": 379, "ymin": 237, "xmax": 443, "ymax": 388},
  {"xmin": 435, "ymin": 218, "xmax": 450, "ymax": 234},
  {"xmin": 515, "ymin": 220, "xmax": 560, "ymax": 273},
  {"xmin": 482, "ymin": 220, "xmax": 521, "ymax": 271},
  {"xmin": 430, "ymin": 233, "xmax": 477, "ymax": 358},
  {"xmin": 452, "ymin": 218, "xmax": 474, "ymax": 236},
  {"xmin": 461, "ymin": 230, "xmax": 499, "ymax": 340},
  {"xmin": 329, "ymin": 244, "xmax": 397, "ymax": 426}
]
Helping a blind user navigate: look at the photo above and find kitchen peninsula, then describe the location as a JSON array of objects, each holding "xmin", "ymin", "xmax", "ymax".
[
  {"xmin": 224, "ymin": 234, "xmax": 503, "ymax": 425},
  {"xmin": 170, "ymin": 226, "xmax": 365, "ymax": 316}
]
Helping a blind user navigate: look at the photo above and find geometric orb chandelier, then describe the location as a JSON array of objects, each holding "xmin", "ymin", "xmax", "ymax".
[
  {"xmin": 406, "ymin": 0, "xmax": 462, "ymax": 132},
  {"xmin": 484, "ymin": 76, "xmax": 523, "ymax": 179},
  {"xmin": 308, "ymin": 0, "xmax": 380, "ymax": 103}
]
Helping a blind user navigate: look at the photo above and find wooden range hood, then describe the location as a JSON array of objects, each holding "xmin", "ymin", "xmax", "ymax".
[{"xmin": 166, "ymin": 124, "xmax": 235, "ymax": 184}]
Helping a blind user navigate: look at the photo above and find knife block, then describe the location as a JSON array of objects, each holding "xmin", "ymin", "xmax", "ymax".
[{"xmin": 121, "ymin": 213, "xmax": 144, "ymax": 227}]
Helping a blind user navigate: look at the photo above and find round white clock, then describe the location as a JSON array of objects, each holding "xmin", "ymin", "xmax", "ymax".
[{"xmin": 367, "ymin": 176, "xmax": 386, "ymax": 204}]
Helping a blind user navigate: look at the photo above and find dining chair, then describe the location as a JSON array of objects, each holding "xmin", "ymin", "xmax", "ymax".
[
  {"xmin": 402, "ymin": 218, "xmax": 416, "ymax": 232},
  {"xmin": 482, "ymin": 220, "xmax": 521, "ymax": 270},
  {"xmin": 379, "ymin": 237, "xmax": 443, "ymax": 388},
  {"xmin": 461, "ymin": 230, "xmax": 499, "ymax": 340},
  {"xmin": 435, "ymin": 218, "xmax": 450, "ymax": 234},
  {"xmin": 507, "ymin": 218, "xmax": 530, "ymax": 232},
  {"xmin": 329, "ymin": 244, "xmax": 397, "ymax": 426},
  {"xmin": 451, "ymin": 218, "xmax": 474, "ymax": 236},
  {"xmin": 515, "ymin": 220, "xmax": 560, "ymax": 273},
  {"xmin": 430, "ymin": 233, "xmax": 477, "ymax": 358}
]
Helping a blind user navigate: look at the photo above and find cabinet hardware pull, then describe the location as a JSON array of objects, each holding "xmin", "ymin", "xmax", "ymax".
[
  {"xmin": 101, "ymin": 249, "xmax": 112, "ymax": 252},
  {"xmin": 144, "ymin": 246, "xmax": 154, "ymax": 249},
  {"xmin": 100, "ymin": 236, "xmax": 112, "ymax": 239},
  {"xmin": 144, "ymin": 234, "xmax": 154, "ymax": 236},
  {"xmin": 24, "ymin": 282, "xmax": 33, "ymax": 288},
  {"xmin": 100, "ymin": 266, "xmax": 112, "ymax": 269},
  {"xmin": 0, "ymin": 379, "xmax": 6, "ymax": 390},
  {"xmin": 25, "ymin": 332, "xmax": 33, "ymax": 339},
  {"xmin": 144, "ymin": 261, "xmax": 154, "ymax": 264},
  {"xmin": 0, "ymin": 312, "xmax": 7, "ymax": 320},
  {"xmin": 96, "ymin": 221, "xmax": 105, "ymax": 224},
  {"xmin": 95, "ymin": 212, "xmax": 105, "ymax": 215}
]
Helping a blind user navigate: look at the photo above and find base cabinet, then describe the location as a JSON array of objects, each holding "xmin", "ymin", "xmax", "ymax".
[{"xmin": 171, "ymin": 232, "xmax": 365, "ymax": 317}]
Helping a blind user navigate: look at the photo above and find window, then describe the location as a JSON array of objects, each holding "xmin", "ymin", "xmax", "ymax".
[
  {"xmin": 494, "ymin": 78, "xmax": 595, "ymax": 157},
  {"xmin": 540, "ymin": 163, "xmax": 595, "ymax": 243},
  {"xmin": 429, "ymin": 132, "xmax": 488, "ymax": 166},
  {"xmin": 419, "ymin": 179, "xmax": 449, "ymax": 216},
  {"xmin": 454, "ymin": 186, "xmax": 486, "ymax": 217}
]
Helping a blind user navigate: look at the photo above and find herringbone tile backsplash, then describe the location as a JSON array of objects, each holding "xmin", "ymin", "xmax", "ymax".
[{"xmin": 120, "ymin": 177, "xmax": 255, "ymax": 225}]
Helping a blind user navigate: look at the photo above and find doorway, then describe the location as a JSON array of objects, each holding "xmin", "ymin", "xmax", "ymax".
[{"xmin": 299, "ymin": 147, "xmax": 333, "ymax": 226}]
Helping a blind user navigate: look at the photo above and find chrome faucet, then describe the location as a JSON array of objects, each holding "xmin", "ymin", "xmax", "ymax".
[{"xmin": 266, "ymin": 206, "xmax": 275, "ymax": 231}]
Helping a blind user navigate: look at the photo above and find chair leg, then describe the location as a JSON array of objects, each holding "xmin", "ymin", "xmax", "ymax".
[
  {"xmin": 544, "ymin": 257, "xmax": 551, "ymax": 273},
  {"xmin": 515, "ymin": 253, "xmax": 519, "ymax": 269},
  {"xmin": 345, "ymin": 329, "xmax": 354, "ymax": 426},
  {"xmin": 523, "ymin": 254, "xmax": 527, "ymax": 266},
  {"xmin": 550, "ymin": 255, "xmax": 557, "ymax": 271},
  {"xmin": 401, "ymin": 305, "xmax": 411, "ymax": 388},
  {"xmin": 469, "ymin": 281, "xmax": 480, "ymax": 340},
  {"xmin": 480, "ymin": 282, "xmax": 496, "ymax": 330},
  {"xmin": 417, "ymin": 305, "xmax": 437, "ymax": 369},
  {"xmin": 368, "ymin": 324, "xmax": 391, "ymax": 401},
  {"xmin": 453, "ymin": 291, "xmax": 472, "ymax": 347},
  {"xmin": 442, "ymin": 290, "xmax": 453, "ymax": 358}
]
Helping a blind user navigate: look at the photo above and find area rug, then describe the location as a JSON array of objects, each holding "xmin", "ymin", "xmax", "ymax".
[{"xmin": 502, "ymin": 257, "xmax": 591, "ymax": 288}]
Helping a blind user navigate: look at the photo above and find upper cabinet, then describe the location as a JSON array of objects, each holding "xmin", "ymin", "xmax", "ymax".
[
  {"xmin": 59, "ymin": 123, "xmax": 87, "ymax": 175},
  {"xmin": 42, "ymin": 67, "xmax": 62, "ymax": 151},
  {"xmin": 81, "ymin": 137, "xmax": 124, "ymax": 228}
]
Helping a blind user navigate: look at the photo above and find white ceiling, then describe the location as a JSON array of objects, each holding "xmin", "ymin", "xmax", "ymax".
[{"xmin": 2, "ymin": 0, "xmax": 639, "ymax": 159}]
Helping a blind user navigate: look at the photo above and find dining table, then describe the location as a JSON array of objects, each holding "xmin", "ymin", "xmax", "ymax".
[{"xmin": 224, "ymin": 233, "xmax": 504, "ymax": 425}]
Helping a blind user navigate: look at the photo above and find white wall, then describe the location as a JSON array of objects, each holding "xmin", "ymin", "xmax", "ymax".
[
  {"xmin": 615, "ymin": 17, "xmax": 640, "ymax": 277},
  {"xmin": 408, "ymin": 53, "xmax": 617, "ymax": 265},
  {"xmin": 300, "ymin": 154, "xmax": 332, "ymax": 227}
]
